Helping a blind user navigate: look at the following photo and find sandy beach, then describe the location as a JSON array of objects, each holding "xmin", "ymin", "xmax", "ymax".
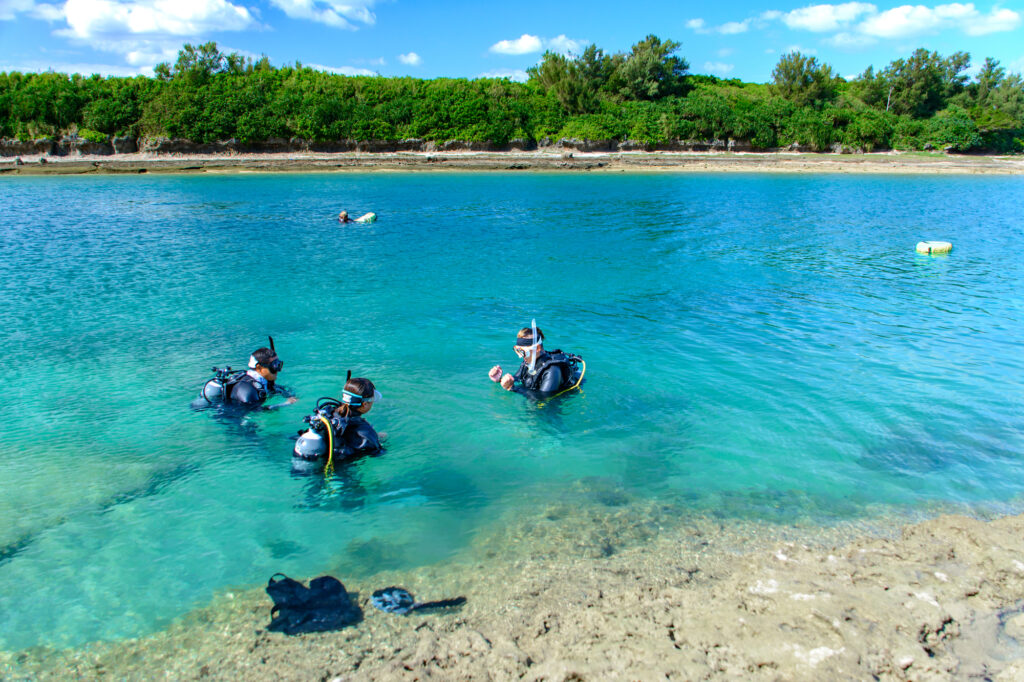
[
  {"xmin": 4, "ymin": 491, "xmax": 1024, "ymax": 681},
  {"xmin": 2, "ymin": 149, "xmax": 1023, "ymax": 175}
]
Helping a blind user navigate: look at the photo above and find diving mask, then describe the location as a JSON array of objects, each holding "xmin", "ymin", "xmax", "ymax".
[
  {"xmin": 249, "ymin": 355, "xmax": 284, "ymax": 373},
  {"xmin": 341, "ymin": 388, "xmax": 383, "ymax": 406},
  {"xmin": 512, "ymin": 319, "xmax": 542, "ymax": 372}
]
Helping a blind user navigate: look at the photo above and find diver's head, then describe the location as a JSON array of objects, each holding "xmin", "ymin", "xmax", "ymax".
[
  {"xmin": 337, "ymin": 377, "xmax": 381, "ymax": 417},
  {"xmin": 514, "ymin": 326, "xmax": 544, "ymax": 365},
  {"xmin": 338, "ymin": 210, "xmax": 349, "ymax": 221},
  {"xmin": 250, "ymin": 347, "xmax": 283, "ymax": 381}
]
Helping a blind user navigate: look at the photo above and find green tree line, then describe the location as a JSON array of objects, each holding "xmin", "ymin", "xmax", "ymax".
[{"xmin": 1, "ymin": 38, "xmax": 1022, "ymax": 153}]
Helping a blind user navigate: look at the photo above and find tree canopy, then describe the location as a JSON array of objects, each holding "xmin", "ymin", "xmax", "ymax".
[{"xmin": 0, "ymin": 40, "xmax": 1022, "ymax": 154}]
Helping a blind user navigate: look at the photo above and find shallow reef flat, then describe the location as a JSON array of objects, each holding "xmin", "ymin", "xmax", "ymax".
[
  {"xmin": 5, "ymin": 493, "xmax": 1024, "ymax": 681},
  {"xmin": 1, "ymin": 150, "xmax": 1023, "ymax": 176}
]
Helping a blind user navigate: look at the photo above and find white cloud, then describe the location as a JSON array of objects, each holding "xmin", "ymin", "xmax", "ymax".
[
  {"xmin": 478, "ymin": 68, "xmax": 529, "ymax": 81},
  {"xmin": 59, "ymin": 0, "xmax": 256, "ymax": 39},
  {"xmin": 0, "ymin": 0, "xmax": 33, "ymax": 20},
  {"xmin": 784, "ymin": 44, "xmax": 818, "ymax": 55},
  {"xmin": 31, "ymin": 2, "xmax": 62, "ymax": 19},
  {"xmin": 704, "ymin": 61, "xmax": 735, "ymax": 75},
  {"xmin": 488, "ymin": 33, "xmax": 586, "ymax": 56},
  {"xmin": 717, "ymin": 47, "xmax": 734, "ymax": 57},
  {"xmin": 719, "ymin": 19, "xmax": 750, "ymax": 34},
  {"xmin": 398, "ymin": 51, "xmax": 421, "ymax": 65},
  {"xmin": 825, "ymin": 30, "xmax": 877, "ymax": 47},
  {"xmin": 962, "ymin": 7, "xmax": 1020, "ymax": 35},
  {"xmin": 783, "ymin": 2, "xmax": 876, "ymax": 32},
  {"xmin": 688, "ymin": 14, "xmax": 779, "ymax": 34},
  {"xmin": 0, "ymin": 58, "xmax": 150, "ymax": 75},
  {"xmin": 267, "ymin": 0, "xmax": 375, "ymax": 29},
  {"xmin": 858, "ymin": 3, "xmax": 1019, "ymax": 38},
  {"xmin": 546, "ymin": 34, "xmax": 583, "ymax": 55},
  {"xmin": 490, "ymin": 33, "xmax": 543, "ymax": 55},
  {"xmin": 307, "ymin": 62, "xmax": 376, "ymax": 76},
  {"xmin": 1008, "ymin": 57, "xmax": 1024, "ymax": 74}
]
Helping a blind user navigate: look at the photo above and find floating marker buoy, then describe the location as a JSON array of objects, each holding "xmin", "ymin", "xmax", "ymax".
[
  {"xmin": 916, "ymin": 241, "xmax": 952, "ymax": 254},
  {"xmin": 355, "ymin": 212, "xmax": 377, "ymax": 223}
]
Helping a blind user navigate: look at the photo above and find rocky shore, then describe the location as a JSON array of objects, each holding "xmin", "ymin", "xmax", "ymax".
[
  {"xmin": 1, "ymin": 136, "xmax": 1022, "ymax": 175},
  {"xmin": 5, "ymin": 498, "xmax": 1024, "ymax": 681},
  {"xmin": 2, "ymin": 149, "xmax": 1022, "ymax": 176}
]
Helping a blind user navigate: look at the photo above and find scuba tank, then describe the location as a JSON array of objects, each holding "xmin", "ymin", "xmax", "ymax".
[
  {"xmin": 293, "ymin": 398, "xmax": 348, "ymax": 460},
  {"xmin": 201, "ymin": 366, "xmax": 247, "ymax": 403}
]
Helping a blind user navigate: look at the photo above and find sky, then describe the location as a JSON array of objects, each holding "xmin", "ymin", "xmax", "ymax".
[{"xmin": 1, "ymin": 0, "xmax": 1022, "ymax": 82}]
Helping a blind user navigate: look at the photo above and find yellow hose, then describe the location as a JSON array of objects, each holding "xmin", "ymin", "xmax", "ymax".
[
  {"xmin": 549, "ymin": 359, "xmax": 586, "ymax": 399},
  {"xmin": 318, "ymin": 415, "xmax": 334, "ymax": 477}
]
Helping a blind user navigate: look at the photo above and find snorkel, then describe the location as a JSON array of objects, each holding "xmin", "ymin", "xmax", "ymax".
[{"xmin": 513, "ymin": 319, "xmax": 542, "ymax": 373}]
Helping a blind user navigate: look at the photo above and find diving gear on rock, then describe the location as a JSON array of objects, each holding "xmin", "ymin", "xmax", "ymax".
[
  {"xmin": 370, "ymin": 587, "xmax": 467, "ymax": 616},
  {"xmin": 266, "ymin": 573, "xmax": 362, "ymax": 635}
]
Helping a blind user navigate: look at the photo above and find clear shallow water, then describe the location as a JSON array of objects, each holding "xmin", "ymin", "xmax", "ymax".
[{"xmin": 0, "ymin": 171, "xmax": 1023, "ymax": 651}]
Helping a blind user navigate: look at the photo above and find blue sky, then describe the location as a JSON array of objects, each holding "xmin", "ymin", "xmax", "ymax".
[{"xmin": 1, "ymin": 0, "xmax": 1022, "ymax": 82}]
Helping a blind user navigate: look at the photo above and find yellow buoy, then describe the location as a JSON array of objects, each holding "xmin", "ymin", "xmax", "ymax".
[{"xmin": 916, "ymin": 241, "xmax": 953, "ymax": 254}]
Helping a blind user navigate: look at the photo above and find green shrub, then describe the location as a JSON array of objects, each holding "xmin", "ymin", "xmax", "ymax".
[{"xmin": 77, "ymin": 128, "xmax": 109, "ymax": 143}]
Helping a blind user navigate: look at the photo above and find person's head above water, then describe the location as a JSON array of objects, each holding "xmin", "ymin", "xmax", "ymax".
[
  {"xmin": 514, "ymin": 325, "xmax": 545, "ymax": 363},
  {"xmin": 249, "ymin": 346, "xmax": 283, "ymax": 381},
  {"xmin": 338, "ymin": 210, "xmax": 350, "ymax": 222},
  {"xmin": 336, "ymin": 376, "xmax": 381, "ymax": 417}
]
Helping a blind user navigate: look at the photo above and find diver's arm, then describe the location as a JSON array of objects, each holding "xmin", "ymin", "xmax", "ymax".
[
  {"xmin": 261, "ymin": 398, "xmax": 298, "ymax": 411},
  {"xmin": 271, "ymin": 383, "xmax": 296, "ymax": 399},
  {"xmin": 537, "ymin": 365, "xmax": 564, "ymax": 393}
]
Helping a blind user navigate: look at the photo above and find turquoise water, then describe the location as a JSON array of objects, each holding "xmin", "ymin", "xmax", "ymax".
[{"xmin": 1, "ymin": 171, "xmax": 1023, "ymax": 651}]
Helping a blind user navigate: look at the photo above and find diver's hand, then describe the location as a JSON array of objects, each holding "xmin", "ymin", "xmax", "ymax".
[
  {"xmin": 488, "ymin": 365, "xmax": 502, "ymax": 382},
  {"xmin": 500, "ymin": 374, "xmax": 515, "ymax": 391},
  {"xmin": 285, "ymin": 397, "xmax": 298, "ymax": 405}
]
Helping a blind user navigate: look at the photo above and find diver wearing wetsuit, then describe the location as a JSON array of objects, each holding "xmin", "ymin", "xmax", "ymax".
[
  {"xmin": 199, "ymin": 345, "xmax": 297, "ymax": 409},
  {"xmin": 489, "ymin": 325, "xmax": 581, "ymax": 398},
  {"xmin": 292, "ymin": 376, "xmax": 383, "ymax": 465}
]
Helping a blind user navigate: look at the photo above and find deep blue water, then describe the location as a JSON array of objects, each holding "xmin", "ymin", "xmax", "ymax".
[{"xmin": 0, "ymin": 171, "xmax": 1022, "ymax": 650}]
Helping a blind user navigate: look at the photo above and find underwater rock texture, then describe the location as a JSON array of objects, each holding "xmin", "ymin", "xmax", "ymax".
[{"xmin": 4, "ymin": 507, "xmax": 1024, "ymax": 681}]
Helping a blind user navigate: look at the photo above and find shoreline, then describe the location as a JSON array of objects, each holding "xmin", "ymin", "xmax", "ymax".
[
  {"xmin": 2, "ymin": 149, "xmax": 1024, "ymax": 175},
  {"xmin": 5, "ymin": 499, "xmax": 1024, "ymax": 681}
]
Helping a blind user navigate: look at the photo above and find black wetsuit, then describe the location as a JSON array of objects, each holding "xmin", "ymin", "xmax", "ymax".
[
  {"xmin": 223, "ymin": 372, "xmax": 292, "ymax": 408},
  {"xmin": 333, "ymin": 415, "xmax": 382, "ymax": 459},
  {"xmin": 511, "ymin": 350, "xmax": 576, "ymax": 397}
]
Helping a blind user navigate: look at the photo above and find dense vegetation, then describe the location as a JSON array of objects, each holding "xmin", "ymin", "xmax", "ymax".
[{"xmin": 1, "ymin": 37, "xmax": 1022, "ymax": 153}]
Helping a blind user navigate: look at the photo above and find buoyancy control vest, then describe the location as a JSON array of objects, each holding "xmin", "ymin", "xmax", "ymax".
[
  {"xmin": 293, "ymin": 399, "xmax": 382, "ymax": 461},
  {"xmin": 513, "ymin": 350, "xmax": 582, "ymax": 392},
  {"xmin": 201, "ymin": 368, "xmax": 269, "ymax": 407}
]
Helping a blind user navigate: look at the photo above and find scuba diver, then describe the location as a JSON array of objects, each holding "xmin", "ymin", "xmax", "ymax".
[
  {"xmin": 292, "ymin": 374, "xmax": 384, "ymax": 474},
  {"xmin": 197, "ymin": 337, "xmax": 298, "ymax": 410},
  {"xmin": 338, "ymin": 210, "xmax": 353, "ymax": 224},
  {"xmin": 488, "ymin": 321, "xmax": 585, "ymax": 398}
]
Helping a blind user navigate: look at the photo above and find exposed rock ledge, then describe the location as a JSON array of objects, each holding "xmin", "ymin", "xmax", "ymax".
[{"xmin": 4, "ymin": 509, "xmax": 1024, "ymax": 681}]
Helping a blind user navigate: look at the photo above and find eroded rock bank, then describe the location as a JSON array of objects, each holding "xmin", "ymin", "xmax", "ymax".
[
  {"xmin": 4, "ymin": 502, "xmax": 1024, "ymax": 681},
  {"xmin": 0, "ymin": 135, "xmax": 846, "ymax": 158}
]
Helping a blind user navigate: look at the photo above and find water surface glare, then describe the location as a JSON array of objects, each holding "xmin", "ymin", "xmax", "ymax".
[{"xmin": 1, "ymin": 172, "xmax": 1023, "ymax": 650}]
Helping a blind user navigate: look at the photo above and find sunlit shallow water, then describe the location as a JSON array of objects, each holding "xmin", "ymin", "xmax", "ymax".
[{"xmin": 1, "ymin": 171, "xmax": 1023, "ymax": 651}]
